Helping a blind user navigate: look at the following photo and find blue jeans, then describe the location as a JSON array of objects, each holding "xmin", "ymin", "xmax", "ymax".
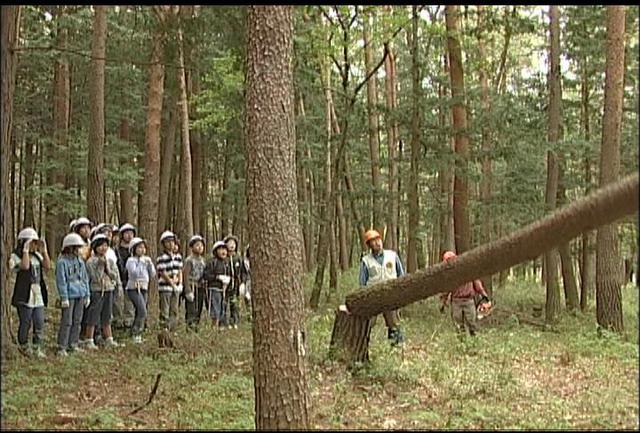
[
  {"xmin": 207, "ymin": 289, "xmax": 225, "ymax": 325},
  {"xmin": 16, "ymin": 305, "xmax": 45, "ymax": 347},
  {"xmin": 127, "ymin": 289, "xmax": 148, "ymax": 336},
  {"xmin": 57, "ymin": 298, "xmax": 84, "ymax": 349}
]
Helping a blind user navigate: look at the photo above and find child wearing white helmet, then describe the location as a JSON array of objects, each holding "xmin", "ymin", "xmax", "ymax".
[
  {"xmin": 223, "ymin": 235, "xmax": 248, "ymax": 329},
  {"xmin": 10, "ymin": 227, "xmax": 52, "ymax": 358},
  {"xmin": 82, "ymin": 234, "xmax": 123, "ymax": 349},
  {"xmin": 114, "ymin": 223, "xmax": 137, "ymax": 329},
  {"xmin": 55, "ymin": 233, "xmax": 90, "ymax": 356},
  {"xmin": 202, "ymin": 241, "xmax": 232, "ymax": 329},
  {"xmin": 183, "ymin": 235, "xmax": 207, "ymax": 331},
  {"xmin": 156, "ymin": 231, "xmax": 183, "ymax": 332},
  {"xmin": 125, "ymin": 237, "xmax": 156, "ymax": 343}
]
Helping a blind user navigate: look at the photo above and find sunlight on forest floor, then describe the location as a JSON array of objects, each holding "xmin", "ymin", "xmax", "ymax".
[{"xmin": 1, "ymin": 273, "xmax": 638, "ymax": 430}]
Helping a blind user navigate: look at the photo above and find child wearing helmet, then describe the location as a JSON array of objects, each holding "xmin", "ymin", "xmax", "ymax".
[
  {"xmin": 223, "ymin": 235, "xmax": 247, "ymax": 329},
  {"xmin": 202, "ymin": 241, "xmax": 232, "ymax": 329},
  {"xmin": 183, "ymin": 235, "xmax": 207, "ymax": 331},
  {"xmin": 55, "ymin": 233, "xmax": 90, "ymax": 356},
  {"xmin": 440, "ymin": 251, "xmax": 492, "ymax": 337},
  {"xmin": 156, "ymin": 231, "xmax": 184, "ymax": 332},
  {"xmin": 125, "ymin": 237, "xmax": 156, "ymax": 343},
  {"xmin": 82, "ymin": 234, "xmax": 123, "ymax": 349},
  {"xmin": 10, "ymin": 228, "xmax": 52, "ymax": 358},
  {"xmin": 114, "ymin": 223, "xmax": 137, "ymax": 329}
]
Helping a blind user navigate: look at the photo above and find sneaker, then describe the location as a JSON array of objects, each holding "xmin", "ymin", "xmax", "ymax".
[
  {"xmin": 104, "ymin": 338, "xmax": 120, "ymax": 348},
  {"xmin": 34, "ymin": 346, "xmax": 46, "ymax": 358},
  {"xmin": 69, "ymin": 345, "xmax": 84, "ymax": 353},
  {"xmin": 57, "ymin": 349, "xmax": 69, "ymax": 357},
  {"xmin": 233, "ymin": 324, "xmax": 238, "ymax": 329},
  {"xmin": 84, "ymin": 340, "xmax": 98, "ymax": 350},
  {"xmin": 132, "ymin": 335, "xmax": 143, "ymax": 344}
]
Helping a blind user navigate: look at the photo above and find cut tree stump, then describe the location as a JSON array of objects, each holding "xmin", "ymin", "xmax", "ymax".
[{"xmin": 329, "ymin": 307, "xmax": 373, "ymax": 364}]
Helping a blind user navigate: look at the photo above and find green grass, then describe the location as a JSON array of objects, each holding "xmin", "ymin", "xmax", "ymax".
[{"xmin": 1, "ymin": 271, "xmax": 638, "ymax": 429}]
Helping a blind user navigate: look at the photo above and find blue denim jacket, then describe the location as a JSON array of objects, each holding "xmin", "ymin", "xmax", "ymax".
[{"xmin": 56, "ymin": 254, "xmax": 90, "ymax": 301}]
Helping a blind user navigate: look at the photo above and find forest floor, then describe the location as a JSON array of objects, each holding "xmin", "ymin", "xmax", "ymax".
[{"xmin": 1, "ymin": 269, "xmax": 638, "ymax": 430}]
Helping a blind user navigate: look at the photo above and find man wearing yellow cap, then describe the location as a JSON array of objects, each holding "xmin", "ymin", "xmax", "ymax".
[{"xmin": 359, "ymin": 229, "xmax": 406, "ymax": 346}]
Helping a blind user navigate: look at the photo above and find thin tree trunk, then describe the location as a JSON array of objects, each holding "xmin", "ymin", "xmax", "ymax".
[
  {"xmin": 446, "ymin": 5, "xmax": 471, "ymax": 255},
  {"xmin": 22, "ymin": 135, "xmax": 35, "ymax": 227},
  {"xmin": 191, "ymin": 72, "xmax": 202, "ymax": 235},
  {"xmin": 544, "ymin": 5, "xmax": 562, "ymax": 324},
  {"xmin": 383, "ymin": 22, "xmax": 399, "ymax": 252},
  {"xmin": 177, "ymin": 17, "xmax": 194, "ymax": 242},
  {"xmin": 87, "ymin": 5, "xmax": 107, "ymax": 223},
  {"xmin": 220, "ymin": 140, "xmax": 231, "ymax": 237},
  {"xmin": 158, "ymin": 91, "xmax": 178, "ymax": 235},
  {"xmin": 439, "ymin": 54, "xmax": 455, "ymax": 257},
  {"xmin": 118, "ymin": 119, "xmax": 135, "ymax": 224},
  {"xmin": 407, "ymin": 5, "xmax": 421, "ymax": 272},
  {"xmin": 557, "ymin": 159, "xmax": 580, "ymax": 311},
  {"xmin": 477, "ymin": 5, "xmax": 493, "ymax": 295},
  {"xmin": 246, "ymin": 7, "xmax": 309, "ymax": 428},
  {"xmin": 362, "ymin": 8, "xmax": 383, "ymax": 233},
  {"xmin": 596, "ymin": 6, "xmax": 626, "ymax": 333},
  {"xmin": 2, "ymin": 5, "xmax": 21, "ymax": 359},
  {"xmin": 46, "ymin": 8, "xmax": 70, "ymax": 258},
  {"xmin": 337, "ymin": 181, "xmax": 349, "ymax": 271}
]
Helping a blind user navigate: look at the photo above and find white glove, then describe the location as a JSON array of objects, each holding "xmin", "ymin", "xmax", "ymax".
[
  {"xmin": 61, "ymin": 299, "xmax": 70, "ymax": 309},
  {"xmin": 239, "ymin": 283, "xmax": 246, "ymax": 297},
  {"xmin": 84, "ymin": 297, "xmax": 91, "ymax": 308},
  {"xmin": 218, "ymin": 275, "xmax": 231, "ymax": 285},
  {"xmin": 186, "ymin": 292, "xmax": 195, "ymax": 302}
]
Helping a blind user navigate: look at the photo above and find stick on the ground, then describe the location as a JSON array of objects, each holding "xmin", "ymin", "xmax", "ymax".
[{"xmin": 128, "ymin": 373, "xmax": 162, "ymax": 416}]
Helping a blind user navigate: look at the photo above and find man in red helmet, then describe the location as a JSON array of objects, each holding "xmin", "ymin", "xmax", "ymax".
[
  {"xmin": 440, "ymin": 250, "xmax": 492, "ymax": 337},
  {"xmin": 359, "ymin": 229, "xmax": 406, "ymax": 346}
]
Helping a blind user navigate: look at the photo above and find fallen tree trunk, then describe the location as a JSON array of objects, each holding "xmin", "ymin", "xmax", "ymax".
[{"xmin": 330, "ymin": 174, "xmax": 638, "ymax": 363}]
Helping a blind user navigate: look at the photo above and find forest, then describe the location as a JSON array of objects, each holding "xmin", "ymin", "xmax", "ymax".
[{"xmin": 1, "ymin": 5, "xmax": 638, "ymax": 430}]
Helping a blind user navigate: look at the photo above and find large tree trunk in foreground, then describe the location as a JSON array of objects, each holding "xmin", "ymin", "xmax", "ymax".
[
  {"xmin": 330, "ymin": 174, "xmax": 638, "ymax": 363},
  {"xmin": 2, "ymin": 5, "xmax": 21, "ymax": 360},
  {"xmin": 246, "ymin": 6, "xmax": 309, "ymax": 429},
  {"xmin": 87, "ymin": 5, "xmax": 107, "ymax": 223},
  {"xmin": 596, "ymin": 6, "xmax": 626, "ymax": 333}
]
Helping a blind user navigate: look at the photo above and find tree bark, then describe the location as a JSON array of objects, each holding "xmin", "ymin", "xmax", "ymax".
[
  {"xmin": 362, "ymin": 8, "xmax": 383, "ymax": 233},
  {"xmin": 118, "ymin": 119, "xmax": 135, "ymax": 224},
  {"xmin": 22, "ymin": 136, "xmax": 35, "ymax": 227},
  {"xmin": 246, "ymin": 6, "xmax": 309, "ymax": 429},
  {"xmin": 331, "ymin": 174, "xmax": 638, "ymax": 362},
  {"xmin": 46, "ymin": 8, "xmax": 70, "ymax": 258},
  {"xmin": 2, "ymin": 5, "xmax": 21, "ymax": 360},
  {"xmin": 383, "ymin": 21, "xmax": 399, "ymax": 252},
  {"xmin": 139, "ymin": 6, "xmax": 169, "ymax": 315},
  {"xmin": 557, "ymin": 159, "xmax": 580, "ymax": 312},
  {"xmin": 158, "ymin": 91, "xmax": 178, "ymax": 236},
  {"xmin": 445, "ymin": 5, "xmax": 471, "ymax": 255},
  {"xmin": 439, "ymin": 54, "xmax": 455, "ymax": 258},
  {"xmin": 407, "ymin": 5, "xmax": 421, "ymax": 272},
  {"xmin": 176, "ymin": 17, "xmax": 194, "ymax": 242},
  {"xmin": 87, "ymin": 5, "xmax": 107, "ymax": 223},
  {"xmin": 191, "ymin": 71, "xmax": 203, "ymax": 236},
  {"xmin": 596, "ymin": 6, "xmax": 625, "ymax": 333},
  {"xmin": 477, "ymin": 5, "xmax": 493, "ymax": 294}
]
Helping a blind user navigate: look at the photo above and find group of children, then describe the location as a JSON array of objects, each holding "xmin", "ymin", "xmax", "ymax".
[{"xmin": 10, "ymin": 219, "xmax": 251, "ymax": 358}]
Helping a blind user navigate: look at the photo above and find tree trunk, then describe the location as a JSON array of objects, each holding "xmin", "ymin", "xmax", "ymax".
[
  {"xmin": 544, "ymin": 5, "xmax": 562, "ymax": 324},
  {"xmin": 191, "ymin": 72, "xmax": 202, "ymax": 235},
  {"xmin": 246, "ymin": 6, "xmax": 309, "ymax": 429},
  {"xmin": 362, "ymin": 8, "xmax": 383, "ymax": 233},
  {"xmin": 439, "ymin": 54, "xmax": 455, "ymax": 258},
  {"xmin": 87, "ymin": 5, "xmax": 107, "ymax": 223},
  {"xmin": 2, "ymin": 5, "xmax": 21, "ymax": 360},
  {"xmin": 331, "ymin": 174, "xmax": 638, "ymax": 362},
  {"xmin": 596, "ymin": 6, "xmax": 625, "ymax": 333},
  {"xmin": 406, "ymin": 6, "xmax": 420, "ymax": 272},
  {"xmin": 383, "ymin": 22, "xmax": 399, "ymax": 252},
  {"xmin": 445, "ymin": 5, "xmax": 471, "ymax": 254},
  {"xmin": 336, "ymin": 181, "xmax": 349, "ymax": 271},
  {"xmin": 557, "ymin": 159, "xmax": 580, "ymax": 312},
  {"xmin": 220, "ymin": 141, "xmax": 231, "ymax": 237},
  {"xmin": 139, "ymin": 7, "xmax": 168, "ymax": 315},
  {"xmin": 118, "ymin": 119, "xmax": 135, "ymax": 224},
  {"xmin": 477, "ymin": 5, "xmax": 493, "ymax": 295},
  {"xmin": 177, "ymin": 19, "xmax": 194, "ymax": 242},
  {"xmin": 158, "ymin": 89, "xmax": 178, "ymax": 236},
  {"xmin": 22, "ymin": 136, "xmax": 35, "ymax": 227},
  {"xmin": 46, "ymin": 8, "xmax": 70, "ymax": 258}
]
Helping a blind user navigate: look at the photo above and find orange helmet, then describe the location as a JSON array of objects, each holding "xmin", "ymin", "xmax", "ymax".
[
  {"xmin": 364, "ymin": 229, "xmax": 381, "ymax": 244},
  {"xmin": 442, "ymin": 251, "xmax": 457, "ymax": 262}
]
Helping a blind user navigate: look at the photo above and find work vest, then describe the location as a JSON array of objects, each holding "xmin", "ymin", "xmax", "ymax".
[{"xmin": 362, "ymin": 250, "xmax": 398, "ymax": 286}]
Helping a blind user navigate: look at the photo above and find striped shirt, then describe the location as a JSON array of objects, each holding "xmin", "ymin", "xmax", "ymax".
[{"xmin": 156, "ymin": 251, "xmax": 183, "ymax": 292}]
